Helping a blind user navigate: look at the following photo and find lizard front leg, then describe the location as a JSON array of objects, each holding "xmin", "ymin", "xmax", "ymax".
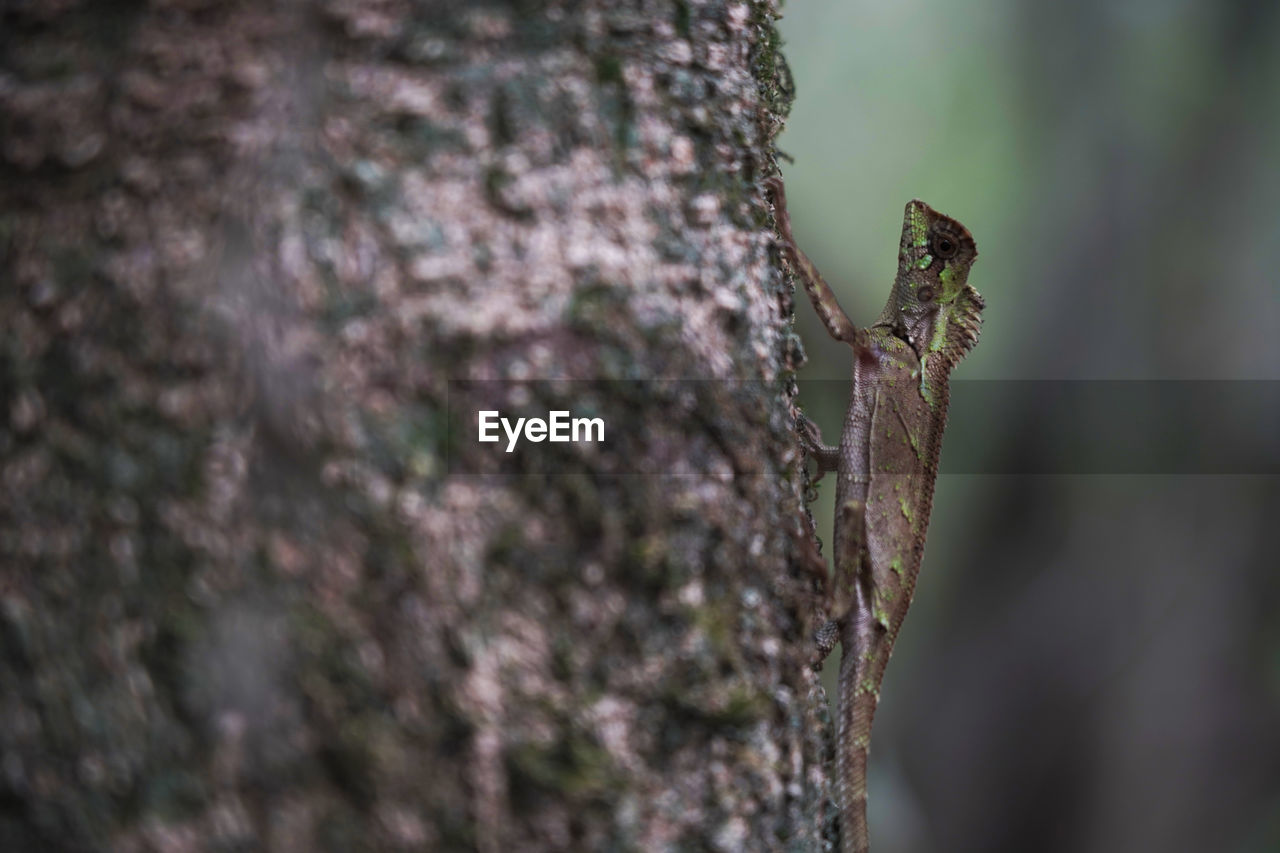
[{"xmin": 766, "ymin": 176, "xmax": 859, "ymax": 346}]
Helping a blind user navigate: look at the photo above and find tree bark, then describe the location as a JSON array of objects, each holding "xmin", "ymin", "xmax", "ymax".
[{"xmin": 0, "ymin": 1, "xmax": 831, "ymax": 850}]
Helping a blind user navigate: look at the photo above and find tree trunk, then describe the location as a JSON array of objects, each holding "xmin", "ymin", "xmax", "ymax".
[{"xmin": 0, "ymin": 1, "xmax": 831, "ymax": 850}]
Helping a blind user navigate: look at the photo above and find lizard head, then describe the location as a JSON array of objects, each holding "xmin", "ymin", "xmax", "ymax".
[{"xmin": 881, "ymin": 200, "xmax": 984, "ymax": 369}]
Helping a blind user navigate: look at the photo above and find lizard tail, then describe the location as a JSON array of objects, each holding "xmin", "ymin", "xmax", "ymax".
[{"xmin": 836, "ymin": 636, "xmax": 878, "ymax": 853}]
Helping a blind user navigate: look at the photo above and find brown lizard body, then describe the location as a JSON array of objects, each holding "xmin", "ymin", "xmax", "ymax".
[{"xmin": 768, "ymin": 177, "xmax": 983, "ymax": 853}]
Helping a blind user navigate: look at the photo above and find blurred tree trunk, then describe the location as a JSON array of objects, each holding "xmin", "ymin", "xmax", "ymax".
[{"xmin": 0, "ymin": 1, "xmax": 832, "ymax": 850}]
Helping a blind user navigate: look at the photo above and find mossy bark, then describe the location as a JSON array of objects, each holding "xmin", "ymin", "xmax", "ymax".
[{"xmin": 0, "ymin": 1, "xmax": 833, "ymax": 850}]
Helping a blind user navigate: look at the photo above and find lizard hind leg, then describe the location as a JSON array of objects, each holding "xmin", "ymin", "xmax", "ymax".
[{"xmin": 826, "ymin": 499, "xmax": 867, "ymax": 625}]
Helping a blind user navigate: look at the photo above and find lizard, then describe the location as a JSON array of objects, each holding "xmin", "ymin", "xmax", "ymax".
[{"xmin": 766, "ymin": 176, "xmax": 984, "ymax": 853}]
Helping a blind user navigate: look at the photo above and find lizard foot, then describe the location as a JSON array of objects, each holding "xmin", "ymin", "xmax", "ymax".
[
  {"xmin": 812, "ymin": 619, "xmax": 839, "ymax": 670},
  {"xmin": 797, "ymin": 413, "xmax": 837, "ymax": 482}
]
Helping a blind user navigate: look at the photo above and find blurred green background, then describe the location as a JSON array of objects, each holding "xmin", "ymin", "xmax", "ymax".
[{"xmin": 777, "ymin": 1, "xmax": 1280, "ymax": 851}]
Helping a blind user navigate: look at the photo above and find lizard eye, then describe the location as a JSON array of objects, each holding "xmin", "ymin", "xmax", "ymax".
[
  {"xmin": 931, "ymin": 232, "xmax": 958, "ymax": 259},
  {"xmin": 917, "ymin": 285, "xmax": 935, "ymax": 302}
]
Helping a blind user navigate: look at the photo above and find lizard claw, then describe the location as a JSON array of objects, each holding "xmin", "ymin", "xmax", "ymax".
[
  {"xmin": 796, "ymin": 413, "xmax": 836, "ymax": 481},
  {"xmin": 797, "ymin": 414, "xmax": 823, "ymax": 453},
  {"xmin": 765, "ymin": 176, "xmax": 798, "ymax": 248}
]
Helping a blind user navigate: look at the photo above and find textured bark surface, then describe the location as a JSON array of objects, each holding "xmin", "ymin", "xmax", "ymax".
[{"xmin": 0, "ymin": 1, "xmax": 835, "ymax": 851}]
